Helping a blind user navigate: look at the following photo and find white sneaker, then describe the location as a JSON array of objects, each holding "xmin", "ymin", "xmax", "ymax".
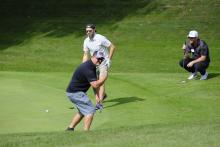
[
  {"xmin": 200, "ymin": 72, "xmax": 208, "ymax": 80},
  {"xmin": 188, "ymin": 72, "xmax": 197, "ymax": 80}
]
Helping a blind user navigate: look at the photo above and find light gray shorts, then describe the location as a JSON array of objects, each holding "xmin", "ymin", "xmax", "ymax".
[
  {"xmin": 97, "ymin": 60, "xmax": 108, "ymax": 77},
  {"xmin": 66, "ymin": 92, "xmax": 96, "ymax": 116}
]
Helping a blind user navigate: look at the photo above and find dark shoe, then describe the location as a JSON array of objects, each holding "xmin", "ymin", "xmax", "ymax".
[
  {"xmin": 95, "ymin": 103, "xmax": 103, "ymax": 112},
  {"xmin": 66, "ymin": 127, "xmax": 74, "ymax": 131}
]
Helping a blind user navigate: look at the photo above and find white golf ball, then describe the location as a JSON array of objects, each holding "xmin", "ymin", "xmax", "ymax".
[
  {"xmin": 181, "ymin": 80, "xmax": 186, "ymax": 83},
  {"xmin": 45, "ymin": 109, "xmax": 49, "ymax": 112}
]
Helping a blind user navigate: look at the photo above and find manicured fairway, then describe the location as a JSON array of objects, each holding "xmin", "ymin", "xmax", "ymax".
[{"xmin": 0, "ymin": 71, "xmax": 219, "ymax": 146}]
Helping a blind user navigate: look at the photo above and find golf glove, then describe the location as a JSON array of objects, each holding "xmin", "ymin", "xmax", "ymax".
[{"xmin": 105, "ymin": 58, "xmax": 111, "ymax": 68}]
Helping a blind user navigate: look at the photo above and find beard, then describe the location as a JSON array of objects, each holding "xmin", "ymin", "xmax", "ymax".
[{"xmin": 88, "ymin": 33, "xmax": 95, "ymax": 39}]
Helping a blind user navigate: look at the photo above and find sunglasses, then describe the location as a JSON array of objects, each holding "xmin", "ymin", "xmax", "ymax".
[
  {"xmin": 86, "ymin": 30, "xmax": 93, "ymax": 33},
  {"xmin": 188, "ymin": 37, "xmax": 197, "ymax": 39}
]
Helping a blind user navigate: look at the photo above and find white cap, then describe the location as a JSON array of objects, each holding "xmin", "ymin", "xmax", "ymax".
[
  {"xmin": 93, "ymin": 50, "xmax": 105, "ymax": 59},
  {"xmin": 188, "ymin": 30, "xmax": 199, "ymax": 38}
]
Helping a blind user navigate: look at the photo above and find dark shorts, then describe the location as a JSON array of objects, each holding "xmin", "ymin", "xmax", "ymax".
[{"xmin": 66, "ymin": 92, "xmax": 96, "ymax": 116}]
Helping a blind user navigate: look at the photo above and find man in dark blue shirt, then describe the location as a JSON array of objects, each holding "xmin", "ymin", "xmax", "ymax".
[
  {"xmin": 66, "ymin": 51, "xmax": 107, "ymax": 131},
  {"xmin": 179, "ymin": 30, "xmax": 210, "ymax": 80}
]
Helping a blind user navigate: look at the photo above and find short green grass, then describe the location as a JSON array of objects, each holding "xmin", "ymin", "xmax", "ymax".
[
  {"xmin": 0, "ymin": 122, "xmax": 219, "ymax": 147},
  {"xmin": 1, "ymin": 0, "xmax": 220, "ymax": 72},
  {"xmin": 0, "ymin": 71, "xmax": 219, "ymax": 146}
]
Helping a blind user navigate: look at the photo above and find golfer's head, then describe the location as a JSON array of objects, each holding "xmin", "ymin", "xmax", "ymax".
[
  {"xmin": 187, "ymin": 30, "xmax": 199, "ymax": 44},
  {"xmin": 93, "ymin": 51, "xmax": 105, "ymax": 65},
  {"xmin": 86, "ymin": 24, "xmax": 96, "ymax": 39}
]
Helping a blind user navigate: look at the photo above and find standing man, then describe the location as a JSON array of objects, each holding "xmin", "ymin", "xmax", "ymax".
[
  {"xmin": 82, "ymin": 24, "xmax": 116, "ymax": 110},
  {"xmin": 66, "ymin": 51, "xmax": 107, "ymax": 131},
  {"xmin": 179, "ymin": 30, "xmax": 210, "ymax": 80}
]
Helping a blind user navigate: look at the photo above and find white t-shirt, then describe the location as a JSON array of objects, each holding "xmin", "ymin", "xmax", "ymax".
[{"xmin": 83, "ymin": 33, "xmax": 111, "ymax": 58}]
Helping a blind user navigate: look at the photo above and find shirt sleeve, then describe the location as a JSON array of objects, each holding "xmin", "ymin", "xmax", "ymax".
[
  {"xmin": 101, "ymin": 36, "xmax": 111, "ymax": 48},
  {"xmin": 83, "ymin": 39, "xmax": 89, "ymax": 52},
  {"xmin": 200, "ymin": 45, "xmax": 208, "ymax": 56},
  {"xmin": 85, "ymin": 70, "xmax": 97, "ymax": 83}
]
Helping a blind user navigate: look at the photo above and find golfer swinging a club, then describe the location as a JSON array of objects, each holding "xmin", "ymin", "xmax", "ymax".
[{"xmin": 66, "ymin": 51, "xmax": 107, "ymax": 131}]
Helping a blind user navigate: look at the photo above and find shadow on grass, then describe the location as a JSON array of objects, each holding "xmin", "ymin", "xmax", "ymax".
[
  {"xmin": 0, "ymin": 0, "xmax": 164, "ymax": 50},
  {"xmin": 68, "ymin": 96, "xmax": 145, "ymax": 110},
  {"xmin": 208, "ymin": 72, "xmax": 220, "ymax": 79},
  {"xmin": 104, "ymin": 96, "xmax": 145, "ymax": 109}
]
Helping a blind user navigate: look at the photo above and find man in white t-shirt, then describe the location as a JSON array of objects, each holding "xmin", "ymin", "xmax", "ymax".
[{"xmin": 82, "ymin": 24, "xmax": 116, "ymax": 111}]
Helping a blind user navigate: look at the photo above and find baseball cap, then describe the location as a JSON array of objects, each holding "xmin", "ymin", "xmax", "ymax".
[
  {"xmin": 188, "ymin": 30, "xmax": 199, "ymax": 38},
  {"xmin": 86, "ymin": 24, "xmax": 96, "ymax": 29},
  {"xmin": 93, "ymin": 50, "xmax": 105, "ymax": 60}
]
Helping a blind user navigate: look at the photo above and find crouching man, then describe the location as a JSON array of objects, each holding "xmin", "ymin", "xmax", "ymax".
[{"xmin": 179, "ymin": 30, "xmax": 210, "ymax": 80}]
